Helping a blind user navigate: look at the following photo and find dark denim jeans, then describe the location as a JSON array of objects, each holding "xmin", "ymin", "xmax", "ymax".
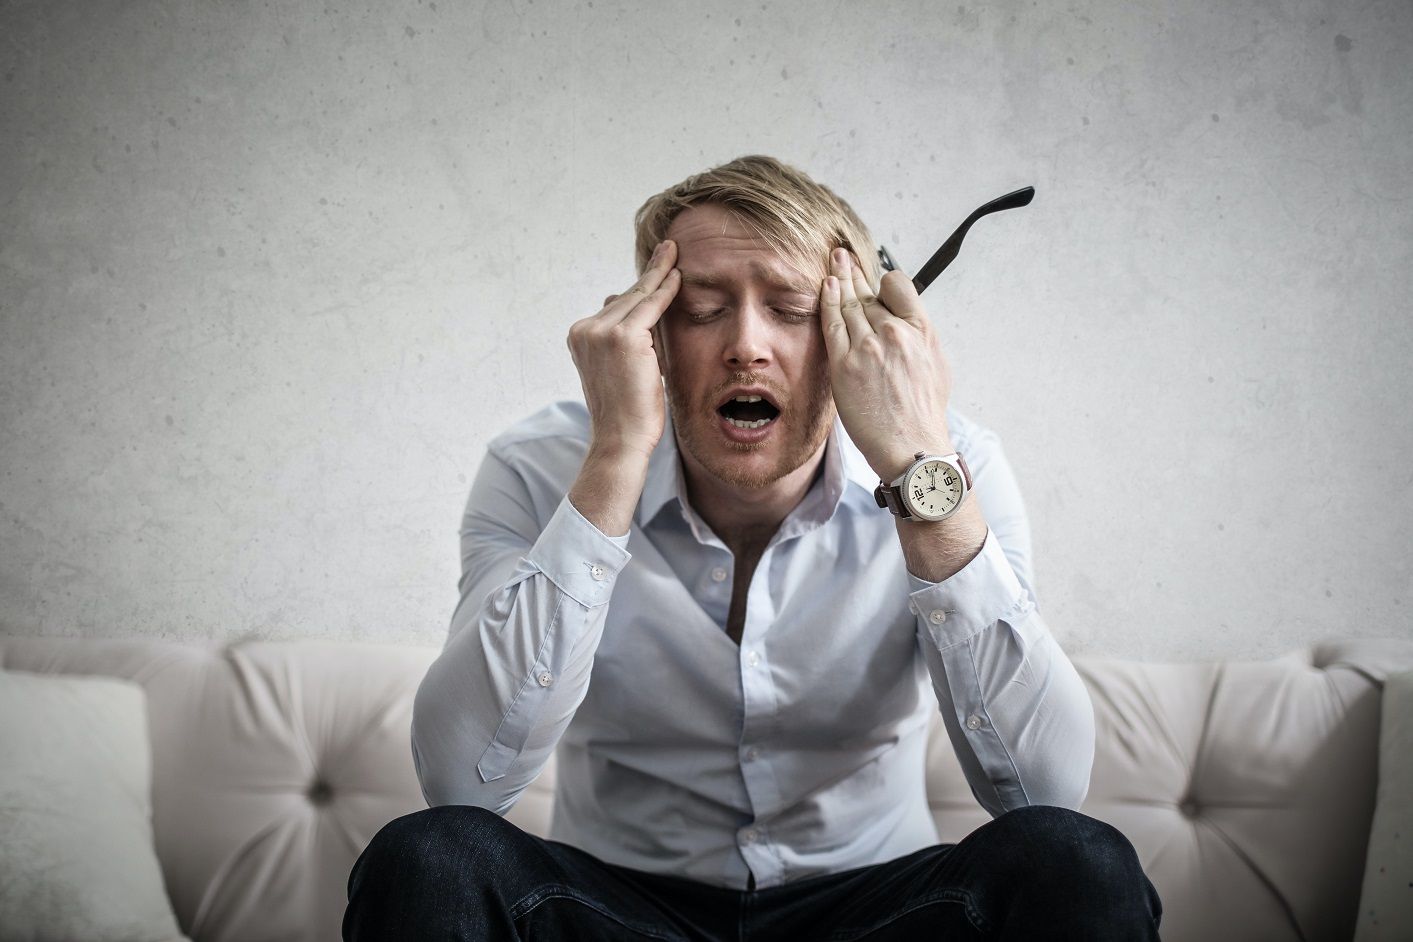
[{"xmin": 344, "ymin": 804, "xmax": 1161, "ymax": 941}]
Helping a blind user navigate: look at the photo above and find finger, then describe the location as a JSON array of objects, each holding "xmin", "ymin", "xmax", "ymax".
[
  {"xmin": 848, "ymin": 258, "xmax": 893, "ymax": 330},
  {"xmin": 601, "ymin": 240, "xmax": 678, "ymax": 322},
  {"xmin": 829, "ymin": 247, "xmax": 872, "ymax": 339},
  {"xmin": 818, "ymin": 274, "xmax": 849, "ymax": 360},
  {"xmin": 876, "ymin": 269, "xmax": 929, "ymax": 326},
  {"xmin": 620, "ymin": 267, "xmax": 680, "ymax": 330}
]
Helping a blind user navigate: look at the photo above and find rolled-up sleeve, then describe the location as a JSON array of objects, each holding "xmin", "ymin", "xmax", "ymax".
[{"xmin": 411, "ymin": 447, "xmax": 630, "ymax": 813}]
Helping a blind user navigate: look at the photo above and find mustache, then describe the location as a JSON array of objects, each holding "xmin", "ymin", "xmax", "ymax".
[{"xmin": 705, "ymin": 372, "xmax": 790, "ymax": 410}]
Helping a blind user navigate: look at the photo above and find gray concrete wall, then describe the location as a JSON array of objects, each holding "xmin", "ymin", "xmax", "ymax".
[{"xmin": 2, "ymin": 0, "xmax": 1409, "ymax": 661}]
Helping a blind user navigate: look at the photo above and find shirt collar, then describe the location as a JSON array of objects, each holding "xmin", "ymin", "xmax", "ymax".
[{"xmin": 635, "ymin": 409, "xmax": 879, "ymax": 530}]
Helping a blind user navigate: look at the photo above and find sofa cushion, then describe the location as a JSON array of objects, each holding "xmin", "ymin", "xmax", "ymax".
[
  {"xmin": 0, "ymin": 638, "xmax": 437, "ymax": 942},
  {"xmin": 1356, "ymin": 667, "xmax": 1413, "ymax": 940},
  {"xmin": 925, "ymin": 637, "xmax": 1413, "ymax": 942},
  {"xmin": 0, "ymin": 669, "xmax": 187, "ymax": 942}
]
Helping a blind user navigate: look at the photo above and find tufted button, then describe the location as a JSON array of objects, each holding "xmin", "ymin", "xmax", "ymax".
[
  {"xmin": 1178, "ymin": 798, "xmax": 1200, "ymax": 819},
  {"xmin": 306, "ymin": 780, "xmax": 334, "ymax": 806}
]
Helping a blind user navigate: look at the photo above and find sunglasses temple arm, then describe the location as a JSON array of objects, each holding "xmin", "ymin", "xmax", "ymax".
[{"xmin": 904, "ymin": 186, "xmax": 1038, "ymax": 295}]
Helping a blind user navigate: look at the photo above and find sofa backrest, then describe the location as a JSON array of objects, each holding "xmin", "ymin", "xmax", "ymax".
[{"xmin": 3, "ymin": 636, "xmax": 1409, "ymax": 942}]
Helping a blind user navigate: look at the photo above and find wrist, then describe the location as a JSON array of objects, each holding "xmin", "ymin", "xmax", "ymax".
[
  {"xmin": 584, "ymin": 436, "xmax": 656, "ymax": 472},
  {"xmin": 570, "ymin": 446, "xmax": 652, "ymax": 538},
  {"xmin": 895, "ymin": 500, "xmax": 988, "ymax": 583}
]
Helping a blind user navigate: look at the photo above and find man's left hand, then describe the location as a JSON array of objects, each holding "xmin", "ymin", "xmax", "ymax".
[{"xmin": 819, "ymin": 247, "xmax": 955, "ymax": 482}]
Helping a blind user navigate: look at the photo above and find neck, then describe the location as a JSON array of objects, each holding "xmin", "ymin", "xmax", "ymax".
[{"xmin": 679, "ymin": 438, "xmax": 829, "ymax": 556}]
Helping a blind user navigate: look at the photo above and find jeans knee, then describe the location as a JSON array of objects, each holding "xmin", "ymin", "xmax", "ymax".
[
  {"xmin": 353, "ymin": 805, "xmax": 528, "ymax": 890},
  {"xmin": 993, "ymin": 805, "xmax": 1144, "ymax": 886}
]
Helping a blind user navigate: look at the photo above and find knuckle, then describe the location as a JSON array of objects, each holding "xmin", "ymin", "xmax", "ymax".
[{"xmin": 881, "ymin": 269, "xmax": 910, "ymax": 290}]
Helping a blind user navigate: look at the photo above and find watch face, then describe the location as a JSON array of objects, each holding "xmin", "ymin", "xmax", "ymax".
[{"xmin": 904, "ymin": 459, "xmax": 964, "ymax": 520}]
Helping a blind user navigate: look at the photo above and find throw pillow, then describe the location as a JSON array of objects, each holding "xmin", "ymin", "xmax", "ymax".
[{"xmin": 0, "ymin": 669, "xmax": 187, "ymax": 942}]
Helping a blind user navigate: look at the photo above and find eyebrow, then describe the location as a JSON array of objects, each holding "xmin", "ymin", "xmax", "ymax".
[{"xmin": 678, "ymin": 263, "xmax": 818, "ymax": 297}]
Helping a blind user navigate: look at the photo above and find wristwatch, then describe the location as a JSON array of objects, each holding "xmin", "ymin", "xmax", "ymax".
[{"xmin": 874, "ymin": 452, "xmax": 973, "ymax": 522}]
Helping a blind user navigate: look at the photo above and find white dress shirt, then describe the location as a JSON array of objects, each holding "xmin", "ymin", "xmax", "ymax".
[{"xmin": 412, "ymin": 400, "xmax": 1095, "ymax": 890}]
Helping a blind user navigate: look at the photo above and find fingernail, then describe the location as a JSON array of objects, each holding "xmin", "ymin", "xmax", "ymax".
[{"xmin": 651, "ymin": 242, "xmax": 664, "ymax": 261}]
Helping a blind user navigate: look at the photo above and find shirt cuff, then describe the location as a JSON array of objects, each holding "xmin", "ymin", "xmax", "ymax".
[
  {"xmin": 523, "ymin": 496, "xmax": 633, "ymax": 608},
  {"xmin": 908, "ymin": 528, "xmax": 1030, "ymax": 649}
]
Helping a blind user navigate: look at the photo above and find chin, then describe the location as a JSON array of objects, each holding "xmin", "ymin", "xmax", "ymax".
[
  {"xmin": 701, "ymin": 451, "xmax": 787, "ymax": 491},
  {"xmin": 697, "ymin": 421, "xmax": 831, "ymax": 491}
]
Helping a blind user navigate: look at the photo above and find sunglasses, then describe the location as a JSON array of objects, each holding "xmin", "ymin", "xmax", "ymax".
[{"xmin": 876, "ymin": 186, "xmax": 1035, "ymax": 294}]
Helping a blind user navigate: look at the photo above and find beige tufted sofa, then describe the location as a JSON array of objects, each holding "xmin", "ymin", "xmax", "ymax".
[{"xmin": 2, "ymin": 635, "xmax": 1409, "ymax": 941}]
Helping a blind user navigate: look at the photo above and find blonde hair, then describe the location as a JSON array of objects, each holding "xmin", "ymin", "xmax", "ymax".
[{"xmin": 632, "ymin": 154, "xmax": 880, "ymax": 291}]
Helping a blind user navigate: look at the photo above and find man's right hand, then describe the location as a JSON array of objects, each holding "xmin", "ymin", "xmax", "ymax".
[
  {"xmin": 565, "ymin": 240, "xmax": 680, "ymax": 536},
  {"xmin": 567, "ymin": 239, "xmax": 680, "ymax": 462}
]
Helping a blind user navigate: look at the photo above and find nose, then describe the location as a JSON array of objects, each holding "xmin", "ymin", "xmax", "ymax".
[{"xmin": 722, "ymin": 307, "xmax": 773, "ymax": 370}]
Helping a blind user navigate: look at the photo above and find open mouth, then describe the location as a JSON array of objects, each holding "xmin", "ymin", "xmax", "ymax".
[{"xmin": 716, "ymin": 393, "xmax": 782, "ymax": 430}]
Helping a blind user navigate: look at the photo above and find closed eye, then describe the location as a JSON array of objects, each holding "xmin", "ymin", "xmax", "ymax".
[
  {"xmin": 774, "ymin": 308, "xmax": 817, "ymax": 322},
  {"xmin": 683, "ymin": 308, "xmax": 817, "ymax": 324}
]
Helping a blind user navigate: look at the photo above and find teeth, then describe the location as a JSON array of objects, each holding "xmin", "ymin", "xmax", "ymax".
[
  {"xmin": 728, "ymin": 417, "xmax": 772, "ymax": 430},
  {"xmin": 732, "ymin": 395, "xmax": 763, "ymax": 403}
]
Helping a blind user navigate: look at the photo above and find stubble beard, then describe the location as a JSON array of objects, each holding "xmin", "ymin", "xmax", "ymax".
[{"xmin": 666, "ymin": 367, "xmax": 837, "ymax": 491}]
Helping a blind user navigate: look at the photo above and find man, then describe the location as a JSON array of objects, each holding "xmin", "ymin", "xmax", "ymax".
[{"xmin": 345, "ymin": 155, "xmax": 1162, "ymax": 940}]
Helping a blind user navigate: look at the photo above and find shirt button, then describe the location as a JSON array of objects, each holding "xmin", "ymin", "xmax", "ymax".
[
  {"xmin": 742, "ymin": 828, "xmax": 759, "ymax": 845},
  {"xmin": 744, "ymin": 746, "xmax": 760, "ymax": 762},
  {"xmin": 746, "ymin": 650, "xmax": 760, "ymax": 667},
  {"xmin": 710, "ymin": 566, "xmax": 728, "ymax": 583},
  {"xmin": 590, "ymin": 565, "xmax": 606, "ymax": 581},
  {"xmin": 929, "ymin": 609, "xmax": 948, "ymax": 625},
  {"xmin": 537, "ymin": 671, "xmax": 554, "ymax": 687},
  {"xmin": 965, "ymin": 714, "xmax": 983, "ymax": 730}
]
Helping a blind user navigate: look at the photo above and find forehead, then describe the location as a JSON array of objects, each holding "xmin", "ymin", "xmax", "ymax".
[{"xmin": 666, "ymin": 204, "xmax": 819, "ymax": 296}]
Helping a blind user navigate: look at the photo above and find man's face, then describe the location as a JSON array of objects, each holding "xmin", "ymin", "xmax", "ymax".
[{"xmin": 656, "ymin": 203, "xmax": 837, "ymax": 491}]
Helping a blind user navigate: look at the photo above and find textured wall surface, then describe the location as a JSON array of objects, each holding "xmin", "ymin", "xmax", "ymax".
[{"xmin": 2, "ymin": 0, "xmax": 1409, "ymax": 661}]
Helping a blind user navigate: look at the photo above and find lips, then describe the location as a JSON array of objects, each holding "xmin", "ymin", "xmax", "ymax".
[
  {"xmin": 714, "ymin": 386, "xmax": 783, "ymax": 442},
  {"xmin": 715, "ymin": 387, "xmax": 782, "ymax": 414}
]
